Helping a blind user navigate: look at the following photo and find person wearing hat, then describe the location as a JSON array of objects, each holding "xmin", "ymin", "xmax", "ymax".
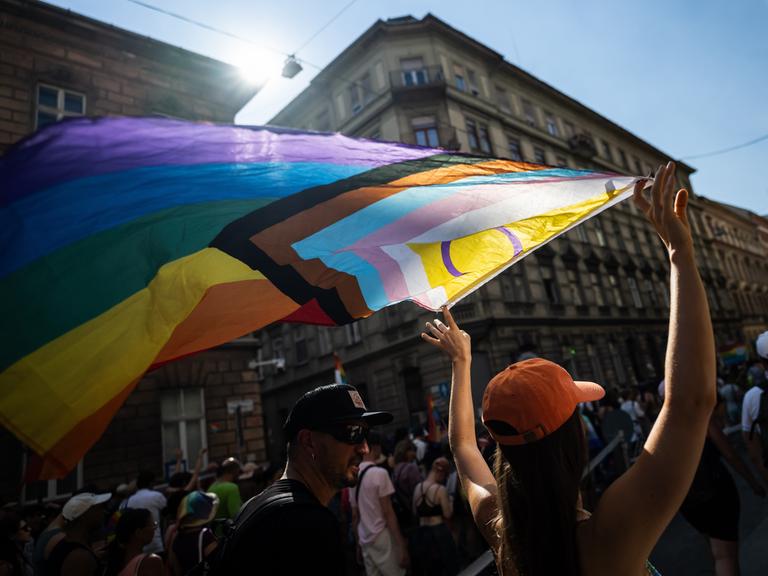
[
  {"xmin": 41, "ymin": 492, "xmax": 111, "ymax": 576},
  {"xmin": 216, "ymin": 383, "xmax": 392, "ymax": 575},
  {"xmin": 166, "ymin": 491, "xmax": 219, "ymax": 576},
  {"xmin": 742, "ymin": 331, "xmax": 768, "ymax": 488},
  {"xmin": 422, "ymin": 163, "xmax": 717, "ymax": 575}
]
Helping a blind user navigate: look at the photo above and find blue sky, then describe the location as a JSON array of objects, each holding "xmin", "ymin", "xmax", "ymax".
[{"xmin": 48, "ymin": 0, "xmax": 768, "ymax": 214}]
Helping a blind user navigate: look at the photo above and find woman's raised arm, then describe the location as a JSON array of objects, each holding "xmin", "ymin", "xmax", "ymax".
[
  {"xmin": 586, "ymin": 162, "xmax": 717, "ymax": 571},
  {"xmin": 422, "ymin": 307, "xmax": 499, "ymax": 547}
]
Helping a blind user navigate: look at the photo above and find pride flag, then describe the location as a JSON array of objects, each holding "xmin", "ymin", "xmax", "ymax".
[
  {"xmin": 334, "ymin": 353, "xmax": 348, "ymax": 385},
  {"xmin": 0, "ymin": 117, "xmax": 639, "ymax": 476}
]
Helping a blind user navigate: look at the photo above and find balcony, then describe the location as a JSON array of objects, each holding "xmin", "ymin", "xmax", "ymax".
[
  {"xmin": 568, "ymin": 133, "xmax": 597, "ymax": 159},
  {"xmin": 389, "ymin": 66, "xmax": 446, "ymax": 101}
]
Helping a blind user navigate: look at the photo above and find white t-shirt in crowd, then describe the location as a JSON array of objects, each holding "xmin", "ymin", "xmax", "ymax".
[
  {"xmin": 124, "ymin": 488, "xmax": 167, "ymax": 553},
  {"xmin": 350, "ymin": 462, "xmax": 395, "ymax": 546},
  {"xmin": 742, "ymin": 386, "xmax": 764, "ymax": 434}
]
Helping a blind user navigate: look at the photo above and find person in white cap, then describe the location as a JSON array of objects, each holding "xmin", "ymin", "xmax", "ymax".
[
  {"xmin": 741, "ymin": 331, "xmax": 768, "ymax": 487},
  {"xmin": 40, "ymin": 492, "xmax": 110, "ymax": 576}
]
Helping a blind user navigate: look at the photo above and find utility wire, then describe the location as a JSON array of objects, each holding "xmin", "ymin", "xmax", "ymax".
[
  {"xmin": 122, "ymin": 0, "xmax": 552, "ymax": 150},
  {"xmin": 129, "ymin": 0, "xmax": 760, "ymax": 166},
  {"xmin": 126, "ymin": 0, "xmax": 291, "ymax": 59},
  {"xmin": 293, "ymin": 0, "xmax": 360, "ymax": 55},
  {"xmin": 681, "ymin": 132, "xmax": 768, "ymax": 160}
]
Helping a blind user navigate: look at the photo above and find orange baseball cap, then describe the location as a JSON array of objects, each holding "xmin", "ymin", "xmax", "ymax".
[{"xmin": 482, "ymin": 358, "xmax": 605, "ymax": 445}]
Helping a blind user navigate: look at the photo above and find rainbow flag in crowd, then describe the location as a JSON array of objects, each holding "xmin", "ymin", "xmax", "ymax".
[
  {"xmin": 334, "ymin": 353, "xmax": 348, "ymax": 385},
  {"xmin": 720, "ymin": 343, "xmax": 748, "ymax": 367},
  {"xmin": 0, "ymin": 117, "xmax": 639, "ymax": 477}
]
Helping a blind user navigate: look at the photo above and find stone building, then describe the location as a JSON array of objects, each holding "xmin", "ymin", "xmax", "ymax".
[
  {"xmin": 259, "ymin": 14, "xmax": 768, "ymax": 462},
  {"xmin": 0, "ymin": 0, "xmax": 262, "ymax": 501}
]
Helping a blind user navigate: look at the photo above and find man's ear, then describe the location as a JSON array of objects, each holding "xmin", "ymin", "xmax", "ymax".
[{"xmin": 296, "ymin": 429, "xmax": 314, "ymax": 453}]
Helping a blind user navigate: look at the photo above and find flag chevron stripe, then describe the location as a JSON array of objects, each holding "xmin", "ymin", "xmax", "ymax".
[
  {"xmin": 210, "ymin": 156, "xmax": 504, "ymax": 321},
  {"xmin": 0, "ymin": 161, "xmax": 369, "ymax": 277},
  {"xmin": 0, "ymin": 247, "xmax": 296, "ymax": 462},
  {"xmin": 0, "ymin": 198, "xmax": 278, "ymax": 372}
]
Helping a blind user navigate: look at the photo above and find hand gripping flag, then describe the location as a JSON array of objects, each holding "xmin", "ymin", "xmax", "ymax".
[{"xmin": 0, "ymin": 117, "xmax": 640, "ymax": 476}]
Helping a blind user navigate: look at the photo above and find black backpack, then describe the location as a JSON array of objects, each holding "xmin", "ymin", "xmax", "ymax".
[
  {"xmin": 749, "ymin": 383, "xmax": 768, "ymax": 462},
  {"xmin": 200, "ymin": 487, "xmax": 315, "ymax": 576}
]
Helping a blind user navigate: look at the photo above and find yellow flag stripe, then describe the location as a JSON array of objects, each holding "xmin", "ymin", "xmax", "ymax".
[{"xmin": 0, "ymin": 248, "xmax": 272, "ymax": 454}]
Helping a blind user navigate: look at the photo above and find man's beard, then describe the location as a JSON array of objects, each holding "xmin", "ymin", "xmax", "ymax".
[{"xmin": 337, "ymin": 455, "xmax": 363, "ymax": 488}]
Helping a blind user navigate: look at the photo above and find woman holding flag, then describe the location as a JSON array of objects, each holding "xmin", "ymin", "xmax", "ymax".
[{"xmin": 422, "ymin": 162, "xmax": 715, "ymax": 575}]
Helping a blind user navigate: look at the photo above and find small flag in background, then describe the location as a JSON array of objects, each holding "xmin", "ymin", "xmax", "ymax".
[
  {"xmin": 426, "ymin": 394, "xmax": 439, "ymax": 442},
  {"xmin": 334, "ymin": 353, "xmax": 348, "ymax": 385},
  {"xmin": 720, "ymin": 344, "xmax": 748, "ymax": 367}
]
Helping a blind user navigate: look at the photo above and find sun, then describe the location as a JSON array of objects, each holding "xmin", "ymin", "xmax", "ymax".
[{"xmin": 231, "ymin": 49, "xmax": 285, "ymax": 86}]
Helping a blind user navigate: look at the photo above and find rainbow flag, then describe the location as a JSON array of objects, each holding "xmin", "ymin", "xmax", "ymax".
[
  {"xmin": 334, "ymin": 353, "xmax": 348, "ymax": 385},
  {"xmin": 720, "ymin": 343, "xmax": 748, "ymax": 367},
  {"xmin": 0, "ymin": 117, "xmax": 639, "ymax": 477}
]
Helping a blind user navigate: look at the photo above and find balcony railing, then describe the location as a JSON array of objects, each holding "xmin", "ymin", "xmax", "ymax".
[{"xmin": 389, "ymin": 65, "xmax": 445, "ymax": 90}]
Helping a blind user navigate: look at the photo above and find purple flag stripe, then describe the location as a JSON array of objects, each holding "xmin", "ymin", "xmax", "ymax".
[
  {"xmin": 441, "ymin": 227, "xmax": 523, "ymax": 278},
  {"xmin": 1, "ymin": 116, "xmax": 441, "ymax": 205},
  {"xmin": 441, "ymin": 241, "xmax": 464, "ymax": 277},
  {"xmin": 494, "ymin": 226, "xmax": 524, "ymax": 256}
]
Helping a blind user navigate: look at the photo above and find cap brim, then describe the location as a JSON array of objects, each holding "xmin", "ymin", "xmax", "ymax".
[
  {"xmin": 361, "ymin": 411, "xmax": 393, "ymax": 427},
  {"xmin": 574, "ymin": 380, "xmax": 605, "ymax": 402},
  {"xmin": 93, "ymin": 493, "xmax": 112, "ymax": 506}
]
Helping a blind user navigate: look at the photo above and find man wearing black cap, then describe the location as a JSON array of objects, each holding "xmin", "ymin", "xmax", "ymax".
[{"xmin": 217, "ymin": 383, "xmax": 392, "ymax": 575}]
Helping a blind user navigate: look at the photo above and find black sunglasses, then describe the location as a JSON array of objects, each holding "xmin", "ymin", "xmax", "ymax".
[{"xmin": 317, "ymin": 423, "xmax": 369, "ymax": 445}]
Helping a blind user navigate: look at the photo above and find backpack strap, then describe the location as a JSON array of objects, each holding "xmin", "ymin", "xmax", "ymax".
[{"xmin": 355, "ymin": 465, "xmax": 376, "ymax": 506}]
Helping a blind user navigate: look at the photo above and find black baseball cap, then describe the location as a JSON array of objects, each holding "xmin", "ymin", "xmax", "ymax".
[{"xmin": 284, "ymin": 384, "xmax": 393, "ymax": 438}]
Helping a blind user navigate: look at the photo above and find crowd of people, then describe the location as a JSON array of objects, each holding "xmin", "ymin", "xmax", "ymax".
[{"xmin": 2, "ymin": 164, "xmax": 768, "ymax": 576}]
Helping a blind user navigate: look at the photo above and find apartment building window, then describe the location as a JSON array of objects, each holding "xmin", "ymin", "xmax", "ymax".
[
  {"xmin": 521, "ymin": 99, "xmax": 537, "ymax": 126},
  {"xmin": 540, "ymin": 262, "xmax": 561, "ymax": 305},
  {"xmin": 555, "ymin": 156, "xmax": 568, "ymax": 168},
  {"xmin": 22, "ymin": 459, "xmax": 83, "ymax": 504},
  {"xmin": 563, "ymin": 120, "xmax": 575, "ymax": 138},
  {"xmin": 589, "ymin": 271, "xmax": 605, "ymax": 306},
  {"xmin": 601, "ymin": 140, "xmax": 613, "ymax": 162},
  {"xmin": 349, "ymin": 83, "xmax": 361, "ymax": 115},
  {"xmin": 643, "ymin": 278, "xmax": 659, "ymax": 306},
  {"xmin": 545, "ymin": 113, "xmax": 559, "ymax": 136},
  {"xmin": 618, "ymin": 149, "xmax": 629, "ymax": 170},
  {"xmin": 503, "ymin": 264, "xmax": 530, "ymax": 302},
  {"xmin": 348, "ymin": 73, "xmax": 372, "ymax": 115},
  {"xmin": 507, "ymin": 134, "xmax": 523, "ymax": 161},
  {"xmin": 466, "ymin": 119, "xmax": 492, "ymax": 154},
  {"xmin": 345, "ymin": 322, "xmax": 362, "ymax": 345},
  {"xmin": 317, "ymin": 327, "xmax": 333, "ymax": 356},
  {"xmin": 453, "ymin": 63, "xmax": 466, "ymax": 92},
  {"xmin": 36, "ymin": 84, "xmax": 85, "ymax": 129},
  {"xmin": 401, "ymin": 57, "xmax": 428, "ymax": 85},
  {"xmin": 608, "ymin": 341, "xmax": 627, "ymax": 384},
  {"xmin": 272, "ymin": 336, "xmax": 284, "ymax": 363},
  {"xmin": 594, "ymin": 218, "xmax": 607, "ymax": 247},
  {"xmin": 294, "ymin": 326, "xmax": 308, "ymax": 365},
  {"xmin": 565, "ymin": 267, "xmax": 584, "ymax": 306},
  {"xmin": 586, "ymin": 343, "xmax": 605, "ymax": 382},
  {"xmin": 633, "ymin": 157, "xmax": 643, "ymax": 175},
  {"xmin": 161, "ymin": 388, "xmax": 207, "ymax": 467},
  {"xmin": 533, "ymin": 147, "xmax": 546, "ymax": 164},
  {"xmin": 412, "ymin": 116, "xmax": 439, "ymax": 147},
  {"xmin": 575, "ymin": 224, "xmax": 588, "ymax": 243},
  {"xmin": 607, "ymin": 273, "xmax": 624, "ymax": 307},
  {"xmin": 467, "ymin": 69, "xmax": 480, "ymax": 96},
  {"xmin": 496, "ymin": 86, "xmax": 511, "ymax": 113}
]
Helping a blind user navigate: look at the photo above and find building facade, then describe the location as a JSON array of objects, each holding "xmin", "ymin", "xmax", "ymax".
[
  {"xmin": 0, "ymin": 0, "xmax": 262, "ymax": 501},
  {"xmin": 260, "ymin": 14, "xmax": 768, "ymax": 462}
]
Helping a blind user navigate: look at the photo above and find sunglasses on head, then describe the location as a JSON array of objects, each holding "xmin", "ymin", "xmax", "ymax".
[{"xmin": 317, "ymin": 423, "xmax": 369, "ymax": 444}]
